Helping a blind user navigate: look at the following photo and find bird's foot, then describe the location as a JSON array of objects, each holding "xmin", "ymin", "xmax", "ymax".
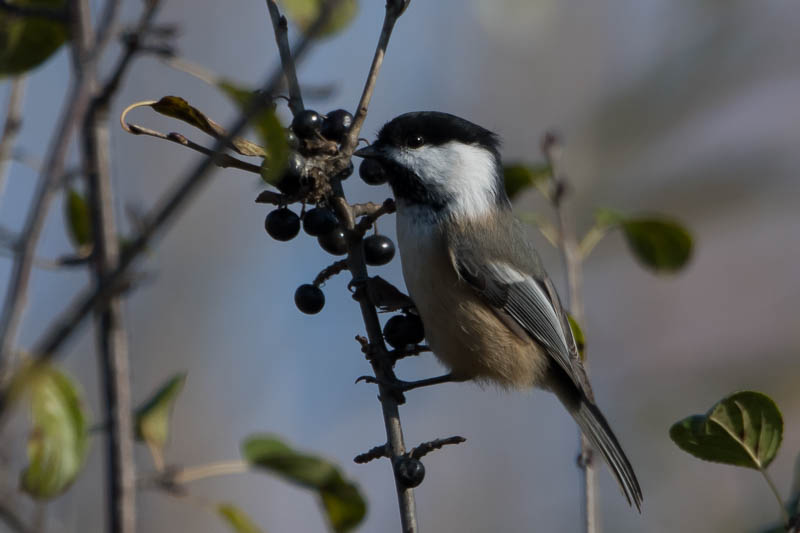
[{"xmin": 355, "ymin": 373, "xmax": 456, "ymax": 393}]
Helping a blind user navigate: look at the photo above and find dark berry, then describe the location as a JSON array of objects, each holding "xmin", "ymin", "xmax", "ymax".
[
  {"xmin": 275, "ymin": 152, "xmax": 304, "ymax": 195},
  {"xmin": 395, "ymin": 458, "xmax": 425, "ymax": 488},
  {"xmin": 291, "ymin": 109, "xmax": 322, "ymax": 139},
  {"xmin": 286, "ymin": 130, "xmax": 299, "ymax": 150},
  {"xmin": 335, "ymin": 161, "xmax": 354, "ymax": 181},
  {"xmin": 317, "ymin": 226, "xmax": 348, "ymax": 256},
  {"xmin": 265, "ymin": 208, "xmax": 300, "ymax": 241},
  {"xmin": 363, "ymin": 234, "xmax": 395, "ymax": 266},
  {"xmin": 383, "ymin": 314, "xmax": 425, "ymax": 348},
  {"xmin": 321, "ymin": 109, "xmax": 353, "ymax": 143},
  {"xmin": 294, "ymin": 284, "xmax": 325, "ymax": 314},
  {"xmin": 303, "ymin": 207, "xmax": 338, "ymax": 237},
  {"xmin": 359, "ymin": 158, "xmax": 388, "ymax": 186}
]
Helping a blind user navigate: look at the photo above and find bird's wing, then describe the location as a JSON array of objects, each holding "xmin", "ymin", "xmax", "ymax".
[{"xmin": 451, "ymin": 247, "xmax": 589, "ymax": 393}]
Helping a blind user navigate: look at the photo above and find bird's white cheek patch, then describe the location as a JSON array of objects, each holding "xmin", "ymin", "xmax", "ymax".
[{"xmin": 386, "ymin": 142, "xmax": 498, "ymax": 218}]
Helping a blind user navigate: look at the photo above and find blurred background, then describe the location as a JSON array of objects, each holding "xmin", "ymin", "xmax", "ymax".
[{"xmin": 1, "ymin": 0, "xmax": 799, "ymax": 531}]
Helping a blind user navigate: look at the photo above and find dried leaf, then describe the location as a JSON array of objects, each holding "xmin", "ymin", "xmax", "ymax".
[
  {"xmin": 149, "ymin": 96, "xmax": 265, "ymax": 157},
  {"xmin": 366, "ymin": 276, "xmax": 414, "ymax": 312}
]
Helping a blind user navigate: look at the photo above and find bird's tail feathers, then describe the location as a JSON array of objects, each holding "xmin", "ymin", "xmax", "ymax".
[{"xmin": 570, "ymin": 397, "xmax": 643, "ymax": 511}]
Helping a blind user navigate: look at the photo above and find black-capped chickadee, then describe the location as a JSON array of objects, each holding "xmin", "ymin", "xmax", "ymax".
[{"xmin": 354, "ymin": 112, "xmax": 642, "ymax": 510}]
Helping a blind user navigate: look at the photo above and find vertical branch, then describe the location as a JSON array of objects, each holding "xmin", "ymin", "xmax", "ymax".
[
  {"xmin": 84, "ymin": 96, "xmax": 136, "ymax": 533},
  {"xmin": 267, "ymin": 1, "xmax": 416, "ymax": 530},
  {"xmin": 81, "ymin": 1, "xmax": 161, "ymax": 531},
  {"xmin": 335, "ymin": 2, "xmax": 416, "ymax": 530},
  {"xmin": 544, "ymin": 133, "xmax": 596, "ymax": 533},
  {"xmin": 337, "ymin": 193, "xmax": 417, "ymax": 533},
  {"xmin": 0, "ymin": 76, "xmax": 27, "ymax": 200}
]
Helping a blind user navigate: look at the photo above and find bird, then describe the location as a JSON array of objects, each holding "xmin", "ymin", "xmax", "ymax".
[{"xmin": 353, "ymin": 111, "xmax": 642, "ymax": 510}]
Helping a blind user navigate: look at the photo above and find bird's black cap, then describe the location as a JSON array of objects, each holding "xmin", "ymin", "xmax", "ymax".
[{"xmin": 374, "ymin": 111, "xmax": 500, "ymax": 153}]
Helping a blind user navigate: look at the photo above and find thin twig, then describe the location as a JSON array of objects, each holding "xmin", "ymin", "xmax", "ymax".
[
  {"xmin": 266, "ymin": 1, "xmax": 304, "ymax": 115},
  {"xmin": 92, "ymin": 0, "xmax": 122, "ymax": 56},
  {"xmin": 123, "ymin": 124, "xmax": 261, "ymax": 174},
  {"xmin": 0, "ymin": 500, "xmax": 32, "ymax": 533},
  {"xmin": 0, "ymin": 0, "xmax": 95, "ymax": 378},
  {"xmin": 0, "ymin": 248, "xmax": 90, "ymax": 270},
  {"xmin": 0, "ymin": 0, "xmax": 66, "ymax": 21},
  {"xmin": 0, "ymin": 0, "xmax": 337, "ymax": 423},
  {"xmin": 339, "ymin": 0, "xmax": 408, "ymax": 155},
  {"xmin": 313, "ymin": 259, "xmax": 349, "ymax": 286},
  {"xmin": 95, "ymin": 7, "xmax": 162, "ymax": 109},
  {"xmin": 354, "ymin": 198, "xmax": 395, "ymax": 235},
  {"xmin": 761, "ymin": 469, "xmax": 791, "ymax": 527},
  {"xmin": 354, "ymin": 444, "xmax": 389, "ymax": 464},
  {"xmin": 408, "ymin": 436, "xmax": 465, "ymax": 460},
  {"xmin": 543, "ymin": 132, "xmax": 596, "ymax": 533},
  {"xmin": 578, "ymin": 224, "xmax": 610, "ymax": 261},
  {"xmin": 0, "ymin": 76, "xmax": 26, "ymax": 200},
  {"xmin": 170, "ymin": 460, "xmax": 250, "ymax": 484}
]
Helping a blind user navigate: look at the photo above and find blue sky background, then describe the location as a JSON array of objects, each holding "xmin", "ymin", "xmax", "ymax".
[{"xmin": 2, "ymin": 1, "xmax": 800, "ymax": 532}]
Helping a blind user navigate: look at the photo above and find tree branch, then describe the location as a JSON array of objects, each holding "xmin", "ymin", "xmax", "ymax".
[
  {"xmin": 543, "ymin": 133, "xmax": 597, "ymax": 533},
  {"xmin": 340, "ymin": 0, "xmax": 409, "ymax": 155},
  {"xmin": 0, "ymin": 500, "xmax": 32, "ymax": 533},
  {"xmin": 328, "ymin": 3, "xmax": 416, "ymax": 529},
  {"xmin": 266, "ymin": 0, "xmax": 304, "ymax": 115},
  {"xmin": 0, "ymin": 76, "xmax": 26, "ymax": 201},
  {"xmin": 122, "ymin": 124, "xmax": 262, "ymax": 175},
  {"xmin": 78, "ymin": 0, "xmax": 159, "ymax": 530}
]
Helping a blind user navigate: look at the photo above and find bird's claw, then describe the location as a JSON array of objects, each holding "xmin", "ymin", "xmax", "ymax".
[{"xmin": 355, "ymin": 373, "xmax": 455, "ymax": 393}]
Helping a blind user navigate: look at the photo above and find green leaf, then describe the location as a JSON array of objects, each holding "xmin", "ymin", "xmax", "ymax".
[
  {"xmin": 280, "ymin": 0, "xmax": 358, "ymax": 38},
  {"xmin": 242, "ymin": 434, "xmax": 366, "ymax": 532},
  {"xmin": 149, "ymin": 96, "xmax": 266, "ymax": 157},
  {"xmin": 134, "ymin": 373, "xmax": 186, "ymax": 451},
  {"xmin": 502, "ymin": 163, "xmax": 550, "ymax": 200},
  {"xmin": 19, "ymin": 364, "xmax": 89, "ymax": 499},
  {"xmin": 64, "ymin": 188, "xmax": 91, "ymax": 248},
  {"xmin": 566, "ymin": 314, "xmax": 585, "ymax": 360},
  {"xmin": 216, "ymin": 82, "xmax": 288, "ymax": 185},
  {"xmin": 620, "ymin": 217, "xmax": 692, "ymax": 273},
  {"xmin": 217, "ymin": 503, "xmax": 264, "ymax": 533},
  {"xmin": 255, "ymin": 111, "xmax": 289, "ymax": 186},
  {"xmin": 670, "ymin": 391, "xmax": 783, "ymax": 470},
  {"xmin": 0, "ymin": 0, "xmax": 67, "ymax": 76},
  {"xmin": 320, "ymin": 478, "xmax": 366, "ymax": 533}
]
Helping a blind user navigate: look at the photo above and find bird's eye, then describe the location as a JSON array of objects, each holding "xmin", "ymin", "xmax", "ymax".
[{"xmin": 407, "ymin": 135, "xmax": 425, "ymax": 149}]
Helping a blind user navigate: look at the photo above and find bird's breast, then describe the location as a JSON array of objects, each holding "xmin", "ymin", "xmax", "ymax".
[{"xmin": 395, "ymin": 209, "xmax": 548, "ymax": 388}]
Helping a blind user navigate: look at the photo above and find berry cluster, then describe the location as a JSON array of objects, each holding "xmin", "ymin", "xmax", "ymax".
[{"xmin": 262, "ymin": 108, "xmax": 396, "ymax": 317}]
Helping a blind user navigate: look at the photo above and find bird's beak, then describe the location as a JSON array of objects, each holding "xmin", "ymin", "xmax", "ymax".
[{"xmin": 353, "ymin": 143, "xmax": 383, "ymax": 159}]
